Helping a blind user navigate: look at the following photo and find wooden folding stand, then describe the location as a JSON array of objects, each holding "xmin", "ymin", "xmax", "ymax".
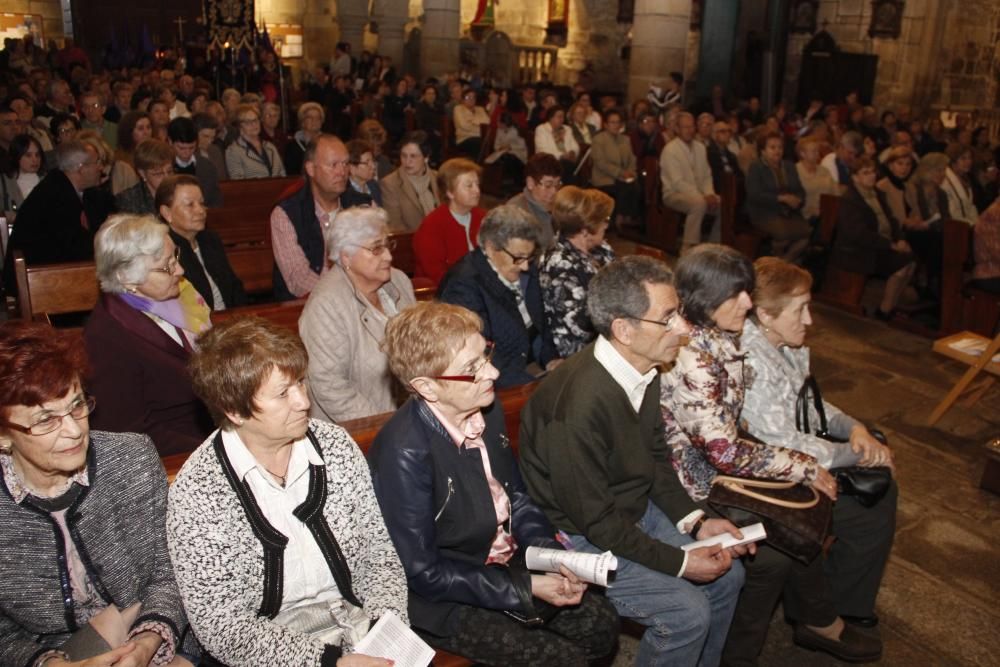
[{"xmin": 928, "ymin": 331, "xmax": 1000, "ymax": 425}]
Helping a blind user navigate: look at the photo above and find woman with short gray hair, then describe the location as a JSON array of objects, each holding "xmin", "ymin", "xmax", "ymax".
[
  {"xmin": 438, "ymin": 204, "xmax": 561, "ymax": 388},
  {"xmin": 84, "ymin": 214, "xmax": 214, "ymax": 456},
  {"xmin": 299, "ymin": 206, "xmax": 416, "ymax": 422}
]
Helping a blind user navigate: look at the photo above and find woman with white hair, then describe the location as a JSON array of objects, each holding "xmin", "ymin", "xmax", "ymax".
[
  {"xmin": 83, "ymin": 214, "xmax": 214, "ymax": 456},
  {"xmin": 285, "ymin": 102, "xmax": 325, "ymax": 175},
  {"xmin": 298, "ymin": 206, "xmax": 416, "ymax": 422}
]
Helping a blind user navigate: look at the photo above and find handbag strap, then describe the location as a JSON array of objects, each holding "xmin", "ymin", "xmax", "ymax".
[
  {"xmin": 796, "ymin": 375, "xmax": 829, "ymax": 436},
  {"xmin": 712, "ymin": 475, "xmax": 820, "ymax": 509}
]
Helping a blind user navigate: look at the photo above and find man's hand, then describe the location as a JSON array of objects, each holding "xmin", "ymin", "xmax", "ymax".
[
  {"xmin": 849, "ymin": 424, "xmax": 895, "ymax": 472},
  {"xmin": 682, "ymin": 544, "xmax": 732, "ymax": 583},
  {"xmin": 696, "ymin": 518, "xmax": 756, "ymax": 557}
]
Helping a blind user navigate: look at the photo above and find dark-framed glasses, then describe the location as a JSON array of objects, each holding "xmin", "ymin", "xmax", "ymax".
[
  {"xmin": 500, "ymin": 246, "xmax": 537, "ymax": 266},
  {"xmin": 149, "ymin": 247, "xmax": 181, "ymax": 274},
  {"xmin": 633, "ymin": 310, "xmax": 683, "ymax": 332},
  {"xmin": 2, "ymin": 396, "xmax": 96, "ymax": 435},
  {"xmin": 433, "ymin": 341, "xmax": 496, "ymax": 383}
]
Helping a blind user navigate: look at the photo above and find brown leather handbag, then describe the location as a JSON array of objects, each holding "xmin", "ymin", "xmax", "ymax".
[{"xmin": 708, "ymin": 475, "xmax": 832, "ymax": 564}]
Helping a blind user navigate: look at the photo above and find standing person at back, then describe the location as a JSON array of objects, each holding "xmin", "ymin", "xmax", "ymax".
[
  {"xmin": 660, "ymin": 112, "xmax": 721, "ymax": 254},
  {"xmin": 270, "ymin": 134, "xmax": 371, "ymax": 300}
]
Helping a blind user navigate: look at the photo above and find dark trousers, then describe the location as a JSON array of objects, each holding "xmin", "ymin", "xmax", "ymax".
[
  {"xmin": 826, "ymin": 481, "xmax": 898, "ymax": 618},
  {"xmin": 721, "ymin": 545, "xmax": 838, "ymax": 667},
  {"xmin": 418, "ymin": 591, "xmax": 619, "ymax": 667},
  {"xmin": 599, "ymin": 179, "xmax": 642, "ymax": 220}
]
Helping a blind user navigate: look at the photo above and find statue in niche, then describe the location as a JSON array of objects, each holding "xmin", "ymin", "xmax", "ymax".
[
  {"xmin": 545, "ymin": 0, "xmax": 568, "ymax": 47},
  {"xmin": 869, "ymin": 0, "xmax": 904, "ymax": 39}
]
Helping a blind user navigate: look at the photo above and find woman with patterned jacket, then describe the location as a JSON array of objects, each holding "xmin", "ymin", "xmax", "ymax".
[
  {"xmin": 660, "ymin": 244, "xmax": 882, "ymax": 666},
  {"xmin": 167, "ymin": 317, "xmax": 407, "ymax": 667},
  {"xmin": 539, "ymin": 186, "xmax": 615, "ymax": 357}
]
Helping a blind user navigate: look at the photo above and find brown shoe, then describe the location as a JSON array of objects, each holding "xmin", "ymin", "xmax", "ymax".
[{"xmin": 793, "ymin": 623, "xmax": 883, "ymax": 663}]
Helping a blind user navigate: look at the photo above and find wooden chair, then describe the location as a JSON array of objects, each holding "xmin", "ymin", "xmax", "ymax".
[
  {"xmin": 814, "ymin": 194, "xmax": 866, "ymax": 315},
  {"xmin": 13, "ymin": 252, "xmax": 98, "ymax": 322}
]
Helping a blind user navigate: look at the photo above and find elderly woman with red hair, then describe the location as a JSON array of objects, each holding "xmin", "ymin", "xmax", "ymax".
[{"xmin": 0, "ymin": 321, "xmax": 191, "ymax": 666}]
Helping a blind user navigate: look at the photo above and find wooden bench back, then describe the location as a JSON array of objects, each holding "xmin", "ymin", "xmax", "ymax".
[
  {"xmin": 941, "ymin": 219, "xmax": 974, "ymax": 333},
  {"xmin": 226, "ymin": 246, "xmax": 275, "ymax": 295},
  {"xmin": 14, "ymin": 252, "xmax": 99, "ymax": 321},
  {"xmin": 817, "ymin": 194, "xmax": 841, "ymax": 246},
  {"xmin": 390, "ymin": 231, "xmax": 417, "ymax": 277},
  {"xmin": 211, "ymin": 298, "xmax": 307, "ymax": 332},
  {"xmin": 207, "ymin": 205, "xmax": 273, "ymax": 248},
  {"xmin": 218, "ymin": 176, "xmax": 301, "ymax": 209}
]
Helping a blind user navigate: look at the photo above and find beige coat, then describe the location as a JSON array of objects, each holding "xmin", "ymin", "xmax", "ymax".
[
  {"xmin": 299, "ymin": 264, "xmax": 416, "ymax": 422},
  {"xmin": 590, "ymin": 131, "xmax": 637, "ymax": 188},
  {"xmin": 380, "ymin": 168, "xmax": 441, "ymax": 232}
]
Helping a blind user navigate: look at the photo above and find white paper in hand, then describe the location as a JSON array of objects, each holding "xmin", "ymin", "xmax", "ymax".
[
  {"xmin": 352, "ymin": 612, "xmax": 435, "ymax": 667},
  {"xmin": 524, "ymin": 546, "xmax": 618, "ymax": 587},
  {"xmin": 681, "ymin": 522, "xmax": 767, "ymax": 552}
]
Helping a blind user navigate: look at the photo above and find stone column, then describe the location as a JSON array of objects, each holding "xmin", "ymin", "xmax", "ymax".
[
  {"xmin": 421, "ymin": 0, "xmax": 461, "ymax": 80},
  {"xmin": 373, "ymin": 0, "xmax": 409, "ymax": 72},
  {"xmin": 627, "ymin": 0, "xmax": 692, "ymax": 105},
  {"xmin": 337, "ymin": 0, "xmax": 370, "ymax": 57}
]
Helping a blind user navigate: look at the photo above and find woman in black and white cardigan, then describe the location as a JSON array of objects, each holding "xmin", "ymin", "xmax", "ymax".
[{"xmin": 166, "ymin": 317, "xmax": 407, "ymax": 667}]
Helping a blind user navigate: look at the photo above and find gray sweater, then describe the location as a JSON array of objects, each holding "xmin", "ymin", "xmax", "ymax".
[{"xmin": 0, "ymin": 431, "xmax": 186, "ymax": 667}]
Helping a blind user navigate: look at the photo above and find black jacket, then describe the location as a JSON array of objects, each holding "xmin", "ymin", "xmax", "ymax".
[
  {"xmin": 438, "ymin": 249, "xmax": 558, "ymax": 389},
  {"xmin": 706, "ymin": 141, "xmax": 743, "ymax": 194},
  {"xmin": 831, "ymin": 184, "xmax": 904, "ymax": 275},
  {"xmin": 368, "ymin": 398, "xmax": 561, "ymax": 636},
  {"xmin": 168, "ymin": 229, "xmax": 247, "ymax": 310}
]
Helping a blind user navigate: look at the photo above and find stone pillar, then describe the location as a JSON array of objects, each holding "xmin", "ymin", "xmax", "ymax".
[
  {"xmin": 421, "ymin": 0, "xmax": 461, "ymax": 80},
  {"xmin": 338, "ymin": 0, "xmax": 370, "ymax": 57},
  {"xmin": 373, "ymin": 0, "xmax": 409, "ymax": 73},
  {"xmin": 627, "ymin": 0, "xmax": 691, "ymax": 105}
]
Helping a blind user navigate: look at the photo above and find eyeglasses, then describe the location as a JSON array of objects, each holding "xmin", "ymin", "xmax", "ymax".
[
  {"xmin": 353, "ymin": 238, "xmax": 396, "ymax": 255},
  {"xmin": 2, "ymin": 396, "xmax": 96, "ymax": 435},
  {"xmin": 500, "ymin": 246, "xmax": 537, "ymax": 266},
  {"xmin": 537, "ymin": 178, "xmax": 562, "ymax": 190},
  {"xmin": 149, "ymin": 247, "xmax": 181, "ymax": 274},
  {"xmin": 433, "ymin": 341, "xmax": 495, "ymax": 383},
  {"xmin": 633, "ymin": 310, "xmax": 683, "ymax": 332}
]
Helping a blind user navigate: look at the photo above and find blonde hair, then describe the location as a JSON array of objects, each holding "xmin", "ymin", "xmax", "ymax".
[
  {"xmin": 551, "ymin": 186, "xmax": 614, "ymax": 237},
  {"xmin": 382, "ymin": 302, "xmax": 482, "ymax": 390}
]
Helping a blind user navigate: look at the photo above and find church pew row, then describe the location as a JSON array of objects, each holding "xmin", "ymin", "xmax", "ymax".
[
  {"xmin": 812, "ymin": 194, "xmax": 867, "ymax": 315},
  {"xmin": 941, "ymin": 218, "xmax": 1000, "ymax": 336}
]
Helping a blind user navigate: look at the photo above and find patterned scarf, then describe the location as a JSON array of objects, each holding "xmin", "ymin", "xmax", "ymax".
[{"xmin": 120, "ymin": 278, "xmax": 212, "ymax": 337}]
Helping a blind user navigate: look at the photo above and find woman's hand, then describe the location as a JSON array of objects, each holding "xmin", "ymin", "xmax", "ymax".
[
  {"xmin": 849, "ymin": 424, "xmax": 895, "ymax": 472},
  {"xmin": 811, "ymin": 467, "xmax": 838, "ymax": 501},
  {"xmin": 531, "ymin": 565, "xmax": 585, "ymax": 607},
  {"xmin": 45, "ymin": 643, "xmax": 139, "ymax": 666},
  {"xmin": 337, "ymin": 655, "xmax": 394, "ymax": 667}
]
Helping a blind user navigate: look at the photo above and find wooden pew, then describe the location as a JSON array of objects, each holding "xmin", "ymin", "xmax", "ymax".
[
  {"xmin": 217, "ymin": 176, "xmax": 301, "ymax": 211},
  {"xmin": 211, "ymin": 298, "xmax": 306, "ymax": 332},
  {"xmin": 226, "ymin": 246, "xmax": 274, "ymax": 296},
  {"xmin": 814, "ymin": 194, "xmax": 867, "ymax": 315},
  {"xmin": 209, "ymin": 176, "xmax": 301, "ymax": 249},
  {"xmin": 717, "ymin": 173, "xmax": 762, "ymax": 259},
  {"xmin": 389, "ymin": 231, "xmax": 417, "ymax": 276},
  {"xmin": 619, "ymin": 155, "xmax": 681, "ymax": 255},
  {"xmin": 13, "ymin": 252, "xmax": 98, "ymax": 321},
  {"xmin": 942, "ymin": 218, "xmax": 1000, "ymax": 336}
]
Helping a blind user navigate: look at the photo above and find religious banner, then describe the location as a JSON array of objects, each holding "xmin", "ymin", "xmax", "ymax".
[
  {"xmin": 472, "ymin": 0, "xmax": 497, "ymax": 27},
  {"xmin": 204, "ymin": 0, "xmax": 255, "ymax": 51}
]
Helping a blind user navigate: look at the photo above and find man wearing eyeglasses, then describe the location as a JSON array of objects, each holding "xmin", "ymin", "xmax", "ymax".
[
  {"xmin": 520, "ymin": 256, "xmax": 748, "ymax": 667},
  {"xmin": 79, "ymin": 91, "xmax": 118, "ymax": 150},
  {"xmin": 507, "ymin": 153, "xmax": 563, "ymax": 250}
]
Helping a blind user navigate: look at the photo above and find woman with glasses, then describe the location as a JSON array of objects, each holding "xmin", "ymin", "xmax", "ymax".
[
  {"xmin": 299, "ymin": 206, "xmax": 415, "ymax": 422},
  {"xmin": 0, "ymin": 321, "xmax": 193, "ymax": 667},
  {"xmin": 438, "ymin": 205, "xmax": 561, "ymax": 389},
  {"xmin": 345, "ymin": 138, "xmax": 383, "ymax": 206},
  {"xmin": 369, "ymin": 301, "xmax": 618, "ymax": 666},
  {"xmin": 660, "ymin": 244, "xmax": 881, "ymax": 665},
  {"xmin": 84, "ymin": 214, "xmax": 214, "ymax": 457},
  {"xmin": 225, "ymin": 104, "xmax": 286, "ymax": 179},
  {"xmin": 115, "ymin": 138, "xmax": 175, "ymax": 215}
]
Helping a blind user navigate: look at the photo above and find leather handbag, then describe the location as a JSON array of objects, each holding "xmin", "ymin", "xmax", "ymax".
[
  {"xmin": 708, "ymin": 475, "xmax": 832, "ymax": 564},
  {"xmin": 796, "ymin": 375, "xmax": 892, "ymax": 508}
]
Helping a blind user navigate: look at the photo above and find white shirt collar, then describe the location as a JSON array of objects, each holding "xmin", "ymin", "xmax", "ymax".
[
  {"xmin": 221, "ymin": 428, "xmax": 323, "ymax": 488},
  {"xmin": 593, "ymin": 335, "xmax": 658, "ymax": 413}
]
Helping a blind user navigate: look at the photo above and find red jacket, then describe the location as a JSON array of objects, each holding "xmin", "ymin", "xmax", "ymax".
[{"xmin": 413, "ymin": 204, "xmax": 486, "ymax": 285}]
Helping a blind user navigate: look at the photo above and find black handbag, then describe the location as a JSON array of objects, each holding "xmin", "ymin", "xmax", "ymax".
[
  {"xmin": 708, "ymin": 475, "xmax": 832, "ymax": 564},
  {"xmin": 796, "ymin": 375, "xmax": 892, "ymax": 508}
]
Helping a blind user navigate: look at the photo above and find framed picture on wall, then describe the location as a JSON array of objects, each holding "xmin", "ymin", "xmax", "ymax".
[
  {"xmin": 790, "ymin": 0, "xmax": 819, "ymax": 34},
  {"xmin": 869, "ymin": 0, "xmax": 904, "ymax": 39}
]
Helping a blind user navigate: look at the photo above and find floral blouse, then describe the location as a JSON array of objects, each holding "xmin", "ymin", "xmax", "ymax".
[
  {"xmin": 539, "ymin": 236, "xmax": 615, "ymax": 357},
  {"xmin": 660, "ymin": 325, "xmax": 819, "ymax": 502}
]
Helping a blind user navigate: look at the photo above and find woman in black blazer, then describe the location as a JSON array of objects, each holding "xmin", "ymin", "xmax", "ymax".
[
  {"xmin": 830, "ymin": 157, "xmax": 916, "ymax": 320},
  {"xmin": 156, "ymin": 175, "xmax": 247, "ymax": 310}
]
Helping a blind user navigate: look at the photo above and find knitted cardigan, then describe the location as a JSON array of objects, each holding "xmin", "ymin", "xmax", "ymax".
[
  {"xmin": 0, "ymin": 431, "xmax": 186, "ymax": 667},
  {"xmin": 166, "ymin": 419, "xmax": 408, "ymax": 667}
]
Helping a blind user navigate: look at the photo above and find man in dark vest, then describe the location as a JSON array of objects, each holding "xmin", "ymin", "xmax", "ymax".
[{"xmin": 269, "ymin": 134, "xmax": 369, "ymax": 300}]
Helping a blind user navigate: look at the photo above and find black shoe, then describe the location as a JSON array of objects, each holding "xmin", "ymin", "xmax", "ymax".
[
  {"xmin": 873, "ymin": 308, "xmax": 895, "ymax": 322},
  {"xmin": 843, "ymin": 614, "xmax": 880, "ymax": 628},
  {"xmin": 793, "ymin": 623, "xmax": 883, "ymax": 663}
]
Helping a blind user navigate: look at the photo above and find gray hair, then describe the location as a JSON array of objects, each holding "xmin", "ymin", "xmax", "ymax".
[
  {"xmin": 94, "ymin": 214, "xmax": 168, "ymax": 293},
  {"xmin": 587, "ymin": 256, "xmax": 674, "ymax": 338},
  {"xmin": 326, "ymin": 206, "xmax": 389, "ymax": 264},
  {"xmin": 477, "ymin": 205, "xmax": 542, "ymax": 249},
  {"xmin": 55, "ymin": 140, "xmax": 92, "ymax": 173},
  {"xmin": 840, "ymin": 131, "xmax": 863, "ymax": 154}
]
